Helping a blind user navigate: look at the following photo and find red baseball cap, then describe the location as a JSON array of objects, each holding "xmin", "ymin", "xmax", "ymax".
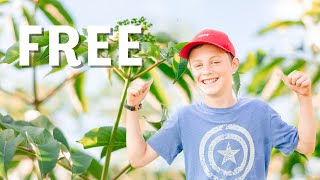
[{"xmin": 179, "ymin": 29, "xmax": 235, "ymax": 59}]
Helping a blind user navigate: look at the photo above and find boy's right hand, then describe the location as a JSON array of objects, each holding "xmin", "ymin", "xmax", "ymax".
[{"xmin": 126, "ymin": 78, "xmax": 153, "ymax": 106}]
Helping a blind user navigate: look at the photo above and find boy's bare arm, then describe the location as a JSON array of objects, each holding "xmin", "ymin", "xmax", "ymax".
[
  {"xmin": 126, "ymin": 110, "xmax": 159, "ymax": 168},
  {"xmin": 276, "ymin": 69, "xmax": 316, "ymax": 154},
  {"xmin": 296, "ymin": 95, "xmax": 316, "ymax": 154},
  {"xmin": 126, "ymin": 79, "xmax": 159, "ymax": 168}
]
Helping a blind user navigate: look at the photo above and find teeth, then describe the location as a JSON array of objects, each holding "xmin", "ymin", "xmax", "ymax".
[
  {"xmin": 204, "ymin": 79, "xmax": 213, "ymax": 84},
  {"xmin": 203, "ymin": 78, "xmax": 218, "ymax": 84}
]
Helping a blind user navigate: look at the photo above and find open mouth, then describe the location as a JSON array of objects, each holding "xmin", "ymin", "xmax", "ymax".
[{"xmin": 201, "ymin": 78, "xmax": 219, "ymax": 85}]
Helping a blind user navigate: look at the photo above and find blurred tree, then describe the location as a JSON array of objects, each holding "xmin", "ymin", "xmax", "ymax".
[{"xmin": 238, "ymin": 0, "xmax": 320, "ymax": 179}]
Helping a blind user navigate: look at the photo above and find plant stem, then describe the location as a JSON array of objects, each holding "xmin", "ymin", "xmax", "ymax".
[
  {"xmin": 101, "ymin": 68, "xmax": 131, "ymax": 180},
  {"xmin": 131, "ymin": 59, "xmax": 165, "ymax": 81},
  {"xmin": 113, "ymin": 66, "xmax": 128, "ymax": 79},
  {"xmin": 32, "ymin": 65, "xmax": 39, "ymax": 111},
  {"xmin": 82, "ymin": 43, "xmax": 128, "ymax": 79},
  {"xmin": 111, "ymin": 164, "xmax": 131, "ymax": 180},
  {"xmin": 38, "ymin": 71, "xmax": 86, "ymax": 104},
  {"xmin": 0, "ymin": 87, "xmax": 31, "ymax": 103}
]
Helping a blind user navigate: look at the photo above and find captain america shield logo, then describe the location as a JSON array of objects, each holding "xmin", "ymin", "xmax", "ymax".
[{"xmin": 199, "ymin": 124, "xmax": 255, "ymax": 180}]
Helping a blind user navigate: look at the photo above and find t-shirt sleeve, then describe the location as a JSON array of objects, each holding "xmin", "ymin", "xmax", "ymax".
[
  {"xmin": 268, "ymin": 105, "xmax": 299, "ymax": 155},
  {"xmin": 146, "ymin": 110, "xmax": 183, "ymax": 165}
]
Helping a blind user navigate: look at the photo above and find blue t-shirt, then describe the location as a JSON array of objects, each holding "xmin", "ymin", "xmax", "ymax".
[{"xmin": 147, "ymin": 97, "xmax": 298, "ymax": 179}]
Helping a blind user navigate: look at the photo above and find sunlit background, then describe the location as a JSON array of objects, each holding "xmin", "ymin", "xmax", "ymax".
[{"xmin": 0, "ymin": 0, "xmax": 319, "ymax": 179}]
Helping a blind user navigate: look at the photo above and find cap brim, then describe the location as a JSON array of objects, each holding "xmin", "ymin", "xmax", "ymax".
[{"xmin": 179, "ymin": 41, "xmax": 231, "ymax": 59}]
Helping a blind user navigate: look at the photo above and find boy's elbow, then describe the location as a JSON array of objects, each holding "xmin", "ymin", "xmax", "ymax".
[
  {"xmin": 300, "ymin": 148, "xmax": 315, "ymax": 155},
  {"xmin": 297, "ymin": 142, "xmax": 316, "ymax": 154},
  {"xmin": 304, "ymin": 144, "xmax": 315, "ymax": 154}
]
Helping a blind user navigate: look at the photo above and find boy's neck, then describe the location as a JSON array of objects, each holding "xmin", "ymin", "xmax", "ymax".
[{"xmin": 204, "ymin": 94, "xmax": 237, "ymax": 108}]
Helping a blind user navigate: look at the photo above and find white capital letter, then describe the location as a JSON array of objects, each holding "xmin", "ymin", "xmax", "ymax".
[
  {"xmin": 19, "ymin": 25, "xmax": 42, "ymax": 66},
  {"xmin": 49, "ymin": 26, "xmax": 80, "ymax": 67},
  {"xmin": 87, "ymin": 26, "xmax": 111, "ymax": 66},
  {"xmin": 119, "ymin": 26, "xmax": 142, "ymax": 66}
]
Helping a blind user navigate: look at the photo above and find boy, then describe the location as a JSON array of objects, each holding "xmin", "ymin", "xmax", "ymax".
[{"xmin": 125, "ymin": 29, "xmax": 316, "ymax": 179}]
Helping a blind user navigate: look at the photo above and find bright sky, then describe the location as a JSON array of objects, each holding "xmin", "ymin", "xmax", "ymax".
[
  {"xmin": 0, "ymin": 0, "xmax": 307, "ymax": 59},
  {"xmin": 61, "ymin": 0, "xmax": 293, "ymax": 58},
  {"xmin": 0, "ymin": 0, "xmax": 313, "ymax": 174}
]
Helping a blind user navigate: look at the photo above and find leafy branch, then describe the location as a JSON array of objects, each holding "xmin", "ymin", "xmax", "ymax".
[{"xmin": 17, "ymin": 146, "xmax": 90, "ymax": 180}]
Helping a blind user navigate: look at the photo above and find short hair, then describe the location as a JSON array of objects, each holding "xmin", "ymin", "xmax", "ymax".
[{"xmin": 187, "ymin": 44, "xmax": 234, "ymax": 62}]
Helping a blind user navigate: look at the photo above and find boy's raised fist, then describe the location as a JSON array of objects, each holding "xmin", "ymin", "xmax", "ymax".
[{"xmin": 126, "ymin": 78, "xmax": 153, "ymax": 106}]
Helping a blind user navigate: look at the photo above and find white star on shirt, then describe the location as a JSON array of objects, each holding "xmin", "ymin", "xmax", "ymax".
[{"xmin": 217, "ymin": 142, "xmax": 240, "ymax": 165}]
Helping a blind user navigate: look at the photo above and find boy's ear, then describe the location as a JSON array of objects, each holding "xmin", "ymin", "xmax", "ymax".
[{"xmin": 232, "ymin": 57, "xmax": 240, "ymax": 73}]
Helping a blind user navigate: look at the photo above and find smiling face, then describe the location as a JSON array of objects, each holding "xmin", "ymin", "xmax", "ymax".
[{"xmin": 188, "ymin": 44, "xmax": 239, "ymax": 98}]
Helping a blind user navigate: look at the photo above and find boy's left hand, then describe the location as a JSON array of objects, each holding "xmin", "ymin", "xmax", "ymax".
[{"xmin": 275, "ymin": 69, "xmax": 312, "ymax": 97}]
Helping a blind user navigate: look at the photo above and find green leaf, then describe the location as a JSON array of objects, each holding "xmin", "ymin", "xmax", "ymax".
[
  {"xmin": 100, "ymin": 130, "xmax": 156, "ymax": 159},
  {"xmin": 0, "ymin": 43, "xmax": 19, "ymax": 64},
  {"xmin": 44, "ymin": 42, "xmax": 87, "ymax": 75},
  {"xmin": 78, "ymin": 126, "xmax": 126, "ymax": 149},
  {"xmin": 70, "ymin": 149, "xmax": 92, "ymax": 175},
  {"xmin": 157, "ymin": 62, "xmax": 192, "ymax": 102},
  {"xmin": 0, "ymin": 139, "xmax": 15, "ymax": 178},
  {"xmin": 9, "ymin": 16, "xmax": 19, "ymax": 41},
  {"xmin": 142, "ymin": 131, "xmax": 156, "ymax": 140},
  {"xmin": 82, "ymin": 28, "xmax": 88, "ymax": 36},
  {"xmin": 294, "ymin": 151, "xmax": 308, "ymax": 160},
  {"xmin": 304, "ymin": 1, "xmax": 320, "ymax": 22},
  {"xmin": 248, "ymin": 57, "xmax": 285, "ymax": 94},
  {"xmin": 0, "ymin": 51, "xmax": 5, "ymax": 59},
  {"xmin": 256, "ymin": 49, "xmax": 266, "ymax": 65},
  {"xmin": 31, "ymin": 31, "xmax": 49, "ymax": 47},
  {"xmin": 30, "ymin": 115, "xmax": 55, "ymax": 131},
  {"xmin": 172, "ymin": 53, "xmax": 188, "ymax": 84},
  {"xmin": 139, "ymin": 65, "xmax": 169, "ymax": 106},
  {"xmin": 85, "ymin": 158, "xmax": 102, "ymax": 179},
  {"xmin": 174, "ymin": 42, "xmax": 188, "ymax": 51},
  {"xmin": 311, "ymin": 64, "xmax": 320, "ymax": 85},
  {"xmin": 270, "ymin": 59, "xmax": 306, "ymax": 99},
  {"xmin": 0, "ymin": 114, "xmax": 15, "ymax": 125},
  {"xmin": 38, "ymin": 46, "xmax": 50, "ymax": 61},
  {"xmin": 24, "ymin": 126, "xmax": 55, "ymax": 144},
  {"xmin": 100, "ymin": 147, "xmax": 107, "ymax": 159},
  {"xmin": 140, "ymin": 42, "xmax": 161, "ymax": 60},
  {"xmin": 154, "ymin": 32, "xmax": 176, "ymax": 44},
  {"xmin": 48, "ymin": 171, "xmax": 57, "ymax": 180},
  {"xmin": 75, "ymin": 42, "xmax": 88, "ymax": 57},
  {"xmin": 239, "ymin": 52, "xmax": 257, "ymax": 73},
  {"xmin": 232, "ymin": 71, "xmax": 241, "ymax": 96},
  {"xmin": 21, "ymin": 6, "xmax": 35, "ymax": 25},
  {"xmin": 314, "ymin": 131, "xmax": 320, "ymax": 158},
  {"xmin": 30, "ymin": 139, "xmax": 60, "ymax": 178},
  {"xmin": 0, "ymin": 116, "xmax": 55, "ymax": 145},
  {"xmin": 0, "ymin": 0, "xmax": 9, "ymax": 5},
  {"xmin": 1, "ymin": 31, "xmax": 50, "ymax": 66},
  {"xmin": 73, "ymin": 73, "xmax": 88, "ymax": 112},
  {"xmin": 106, "ymin": 68, "xmax": 113, "ymax": 85},
  {"xmin": 0, "ymin": 130, "xmax": 24, "ymax": 178},
  {"xmin": 53, "ymin": 128, "xmax": 69, "ymax": 150},
  {"xmin": 281, "ymin": 151, "xmax": 306, "ymax": 178},
  {"xmin": 160, "ymin": 41, "xmax": 175, "ymax": 60},
  {"xmin": 38, "ymin": 0, "xmax": 74, "ymax": 26},
  {"xmin": 258, "ymin": 21, "xmax": 304, "ymax": 35},
  {"xmin": 0, "ymin": 129, "xmax": 16, "ymax": 141},
  {"xmin": 144, "ymin": 104, "xmax": 168, "ymax": 130},
  {"xmin": 45, "ymin": 56, "xmax": 69, "ymax": 76}
]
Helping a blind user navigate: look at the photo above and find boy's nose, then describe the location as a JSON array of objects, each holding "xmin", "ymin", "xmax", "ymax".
[
  {"xmin": 202, "ymin": 69, "xmax": 213, "ymax": 76},
  {"xmin": 202, "ymin": 65, "xmax": 214, "ymax": 75}
]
